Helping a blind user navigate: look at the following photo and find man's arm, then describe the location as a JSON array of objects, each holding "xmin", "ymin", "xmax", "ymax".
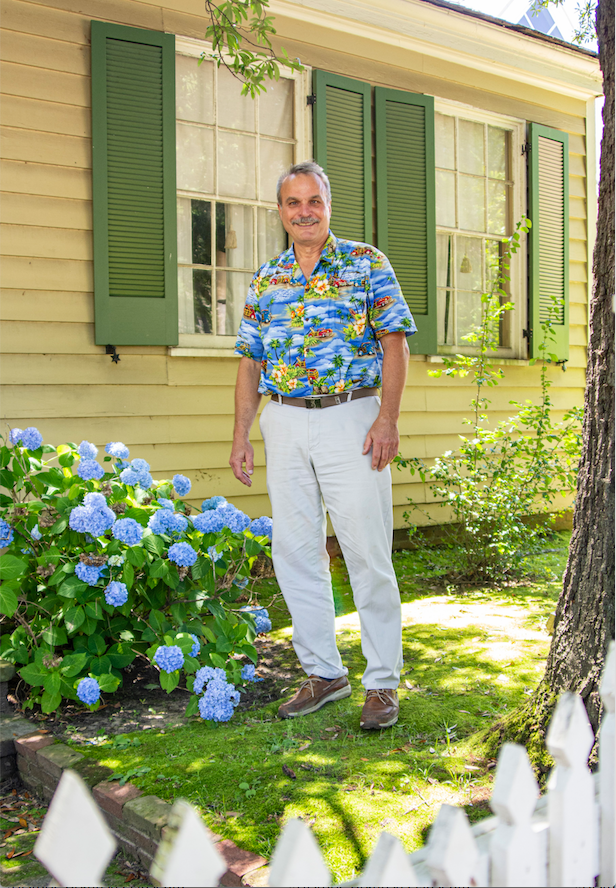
[
  {"xmin": 362, "ymin": 331, "xmax": 409, "ymax": 471},
  {"xmin": 229, "ymin": 357, "xmax": 262, "ymax": 487}
]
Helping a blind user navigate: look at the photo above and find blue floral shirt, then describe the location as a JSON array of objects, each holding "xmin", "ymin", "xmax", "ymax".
[{"xmin": 234, "ymin": 233, "xmax": 416, "ymax": 396}]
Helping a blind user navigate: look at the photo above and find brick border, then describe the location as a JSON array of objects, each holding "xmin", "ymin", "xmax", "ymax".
[{"xmin": 5, "ymin": 719, "xmax": 269, "ymax": 887}]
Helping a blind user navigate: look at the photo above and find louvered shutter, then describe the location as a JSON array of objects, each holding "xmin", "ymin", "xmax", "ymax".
[
  {"xmin": 312, "ymin": 71, "xmax": 372, "ymax": 243},
  {"xmin": 528, "ymin": 124, "xmax": 569, "ymax": 361},
  {"xmin": 91, "ymin": 22, "xmax": 178, "ymax": 345},
  {"xmin": 374, "ymin": 88, "xmax": 436, "ymax": 354}
]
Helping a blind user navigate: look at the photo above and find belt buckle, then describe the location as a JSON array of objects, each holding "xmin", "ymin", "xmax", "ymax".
[{"xmin": 306, "ymin": 398, "xmax": 321, "ymax": 409}]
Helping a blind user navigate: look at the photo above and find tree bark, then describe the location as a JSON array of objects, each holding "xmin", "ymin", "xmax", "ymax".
[{"xmin": 542, "ymin": 0, "xmax": 615, "ymax": 731}]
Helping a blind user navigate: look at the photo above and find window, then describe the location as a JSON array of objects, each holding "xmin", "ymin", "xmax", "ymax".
[
  {"xmin": 174, "ymin": 42, "xmax": 310, "ymax": 347},
  {"xmin": 433, "ymin": 106, "xmax": 524, "ymax": 352}
]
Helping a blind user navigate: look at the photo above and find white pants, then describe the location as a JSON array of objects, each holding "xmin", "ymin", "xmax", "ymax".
[{"xmin": 259, "ymin": 396, "xmax": 402, "ymax": 690}]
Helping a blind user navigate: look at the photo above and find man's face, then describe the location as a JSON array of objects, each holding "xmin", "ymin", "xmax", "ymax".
[{"xmin": 278, "ymin": 173, "xmax": 331, "ymax": 249}]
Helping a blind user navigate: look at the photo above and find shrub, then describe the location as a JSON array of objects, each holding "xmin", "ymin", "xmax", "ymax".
[{"xmin": 0, "ymin": 434, "xmax": 272, "ymax": 719}]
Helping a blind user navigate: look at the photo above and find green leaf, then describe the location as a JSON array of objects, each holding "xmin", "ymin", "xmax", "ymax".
[
  {"xmin": 0, "ymin": 585, "xmax": 18, "ymax": 617},
  {"xmin": 43, "ymin": 672, "xmax": 61, "ymax": 695},
  {"xmin": 91, "ymin": 655, "xmax": 112, "ymax": 675},
  {"xmin": 58, "ymin": 452, "xmax": 75, "ymax": 468},
  {"xmin": 185, "ymin": 695, "xmax": 199, "ymax": 717},
  {"xmin": 160, "ymin": 670, "xmax": 180, "ymax": 693},
  {"xmin": 143, "ymin": 534, "xmax": 164, "ymax": 556},
  {"xmin": 107, "ymin": 643, "xmax": 135, "ymax": 669},
  {"xmin": 85, "ymin": 600, "xmax": 103, "ymax": 621},
  {"xmin": 87, "ymin": 634, "xmax": 107, "ymax": 656},
  {"xmin": 50, "ymin": 517, "xmax": 68, "ymax": 534},
  {"xmin": 0, "ymin": 554, "xmax": 27, "ymax": 581},
  {"xmin": 127, "ymin": 547, "xmax": 147, "ymax": 568},
  {"xmin": 97, "ymin": 673, "xmax": 120, "ymax": 692},
  {"xmin": 60, "ymin": 652, "xmax": 88, "ymax": 677},
  {"xmin": 64, "ymin": 605, "xmax": 85, "ymax": 633},
  {"xmin": 122, "ymin": 561, "xmax": 135, "ymax": 588},
  {"xmin": 150, "ymin": 559, "xmax": 169, "ymax": 579},
  {"xmin": 174, "ymin": 633, "xmax": 195, "ymax": 655},
  {"xmin": 41, "ymin": 626, "xmax": 68, "ymax": 647},
  {"xmin": 19, "ymin": 662, "xmax": 47, "ymax": 687},
  {"xmin": 210, "ymin": 652, "xmax": 226, "ymax": 668},
  {"xmin": 41, "ymin": 689, "xmax": 62, "ymax": 713},
  {"xmin": 57, "ymin": 575, "xmax": 88, "ymax": 598},
  {"xmin": 0, "ymin": 468, "xmax": 15, "ymax": 488}
]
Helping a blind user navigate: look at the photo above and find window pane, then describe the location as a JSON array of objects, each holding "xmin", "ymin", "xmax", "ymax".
[
  {"xmin": 435, "ymin": 114, "xmax": 455, "ymax": 170},
  {"xmin": 488, "ymin": 126, "xmax": 507, "ymax": 180},
  {"xmin": 260, "ymin": 79, "xmax": 294, "ymax": 139},
  {"xmin": 216, "ymin": 270, "xmax": 253, "ymax": 336},
  {"xmin": 436, "ymin": 170, "xmax": 456, "ymax": 227},
  {"xmin": 458, "ymin": 175, "xmax": 485, "ymax": 232},
  {"xmin": 215, "ymin": 203, "xmax": 253, "ymax": 269},
  {"xmin": 218, "ymin": 131, "xmax": 256, "ymax": 199},
  {"xmin": 177, "ymin": 123, "xmax": 214, "ymax": 193},
  {"xmin": 458, "ymin": 119, "xmax": 484, "ymax": 176},
  {"xmin": 457, "ymin": 290, "xmax": 482, "ymax": 341},
  {"xmin": 259, "ymin": 139, "xmax": 294, "ymax": 202},
  {"xmin": 218, "ymin": 66, "xmax": 255, "ymax": 132},
  {"xmin": 257, "ymin": 208, "xmax": 287, "ymax": 265},
  {"xmin": 488, "ymin": 181, "xmax": 508, "ymax": 235},
  {"xmin": 194, "ymin": 269, "xmax": 213, "ymax": 334},
  {"xmin": 177, "ymin": 197, "xmax": 192, "ymax": 264},
  {"xmin": 178, "ymin": 266, "xmax": 195, "ymax": 333},
  {"xmin": 485, "ymin": 239, "xmax": 501, "ymax": 286},
  {"xmin": 192, "ymin": 200, "xmax": 211, "ymax": 265},
  {"xmin": 176, "ymin": 55, "xmax": 214, "ymax": 124},
  {"xmin": 437, "ymin": 288, "xmax": 454, "ymax": 345},
  {"xmin": 436, "ymin": 232, "xmax": 453, "ymax": 289},
  {"xmin": 455, "ymin": 236, "xmax": 483, "ymax": 291}
]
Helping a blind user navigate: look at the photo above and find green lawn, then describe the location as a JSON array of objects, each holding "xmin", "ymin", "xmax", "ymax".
[{"xmin": 3, "ymin": 533, "xmax": 568, "ymax": 886}]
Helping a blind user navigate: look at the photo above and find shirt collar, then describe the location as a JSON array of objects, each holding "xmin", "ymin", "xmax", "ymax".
[{"xmin": 289, "ymin": 231, "xmax": 338, "ymax": 272}]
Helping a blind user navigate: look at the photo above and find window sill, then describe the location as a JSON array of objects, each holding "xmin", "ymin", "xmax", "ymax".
[
  {"xmin": 426, "ymin": 355, "xmax": 530, "ymax": 367},
  {"xmin": 168, "ymin": 347, "xmax": 240, "ymax": 358}
]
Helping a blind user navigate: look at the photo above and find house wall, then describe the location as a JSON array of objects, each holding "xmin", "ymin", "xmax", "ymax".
[{"xmin": 0, "ymin": 0, "xmax": 601, "ymax": 527}]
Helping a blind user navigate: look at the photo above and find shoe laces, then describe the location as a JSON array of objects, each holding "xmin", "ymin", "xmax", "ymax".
[
  {"xmin": 299, "ymin": 677, "xmax": 322, "ymax": 698},
  {"xmin": 366, "ymin": 689, "xmax": 393, "ymax": 704}
]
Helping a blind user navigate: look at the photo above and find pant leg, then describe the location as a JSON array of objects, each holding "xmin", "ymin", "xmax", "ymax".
[
  {"xmin": 259, "ymin": 400, "xmax": 347, "ymax": 680},
  {"xmin": 311, "ymin": 397, "xmax": 403, "ymax": 690}
]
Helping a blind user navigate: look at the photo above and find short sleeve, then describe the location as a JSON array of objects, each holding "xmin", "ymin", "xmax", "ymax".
[
  {"xmin": 234, "ymin": 274, "xmax": 264, "ymax": 361},
  {"xmin": 367, "ymin": 249, "xmax": 417, "ymax": 339}
]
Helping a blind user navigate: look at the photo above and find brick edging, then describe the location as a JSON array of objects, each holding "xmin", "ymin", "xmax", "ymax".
[{"xmin": 7, "ymin": 721, "xmax": 269, "ymax": 887}]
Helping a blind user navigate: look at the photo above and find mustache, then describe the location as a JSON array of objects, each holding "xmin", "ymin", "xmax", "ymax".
[{"xmin": 292, "ymin": 216, "xmax": 320, "ymax": 225}]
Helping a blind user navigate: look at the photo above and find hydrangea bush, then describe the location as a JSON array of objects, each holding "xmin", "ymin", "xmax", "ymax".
[{"xmin": 0, "ymin": 432, "xmax": 274, "ymax": 721}]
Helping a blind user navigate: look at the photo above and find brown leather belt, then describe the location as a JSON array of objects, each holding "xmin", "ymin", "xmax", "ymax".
[{"xmin": 270, "ymin": 386, "xmax": 378, "ymax": 409}]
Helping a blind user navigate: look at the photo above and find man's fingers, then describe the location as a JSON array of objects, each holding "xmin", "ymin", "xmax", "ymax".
[{"xmin": 362, "ymin": 432, "xmax": 372, "ymax": 456}]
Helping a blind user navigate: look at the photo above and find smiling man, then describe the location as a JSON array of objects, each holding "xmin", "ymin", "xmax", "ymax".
[{"xmin": 230, "ymin": 161, "xmax": 416, "ymax": 729}]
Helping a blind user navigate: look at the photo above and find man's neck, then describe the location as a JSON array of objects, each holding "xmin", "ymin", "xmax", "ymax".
[{"xmin": 293, "ymin": 236, "xmax": 328, "ymax": 280}]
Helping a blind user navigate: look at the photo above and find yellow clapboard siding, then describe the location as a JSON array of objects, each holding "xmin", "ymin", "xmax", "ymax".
[
  {"xmin": 0, "ymin": 353, "xmax": 169, "ymax": 386},
  {"xmin": 569, "ymin": 155, "xmax": 586, "ymax": 177},
  {"xmin": 570, "ymin": 280, "xmax": 589, "ymax": 304},
  {"xmin": 1, "ymin": 0, "xmax": 90, "ymax": 43},
  {"xmin": 0, "ymin": 27, "xmax": 90, "ymax": 74},
  {"xmin": 1, "ymin": 60, "xmax": 89, "ymax": 107},
  {"xmin": 162, "ymin": 8, "xmax": 210, "ymax": 40},
  {"xmin": 1, "ymin": 95, "xmax": 90, "ymax": 138},
  {"xmin": 570, "ymin": 260, "xmax": 587, "ymax": 284},
  {"xmin": 1, "ymin": 126, "xmax": 91, "ymax": 168},
  {"xmin": 570, "ymin": 218, "xmax": 586, "ymax": 241},
  {"xmin": 113, "ymin": 440, "xmax": 265, "ymax": 473},
  {"xmin": 0, "ymin": 193, "xmax": 91, "ymax": 230},
  {"xmin": 1, "ymin": 257, "xmax": 92, "ymax": 292},
  {"xmin": 569, "ymin": 239, "xmax": 587, "ymax": 263},
  {"xmin": 421, "ymin": 384, "xmax": 583, "ymax": 413},
  {"xmin": 569, "ymin": 301, "xmax": 587, "ymax": 327},
  {"xmin": 570, "ymin": 195, "xmax": 587, "ymax": 220},
  {"xmin": 568, "ymin": 133, "xmax": 585, "ymax": 155},
  {"xmin": 1, "ymin": 224, "xmax": 91, "ymax": 260},
  {"xmin": 570, "ymin": 324, "xmax": 588, "ymax": 347},
  {"xmin": 569, "ymin": 175, "xmax": 587, "ymax": 198},
  {"xmin": 0, "ymin": 290, "xmax": 93, "ymax": 323},
  {"xmin": 1, "ymin": 159, "xmax": 91, "ymax": 199},
  {"xmin": 31, "ymin": 0, "xmax": 164, "ymax": 32},
  {"xmin": 168, "ymin": 357, "xmax": 243, "ymax": 387}
]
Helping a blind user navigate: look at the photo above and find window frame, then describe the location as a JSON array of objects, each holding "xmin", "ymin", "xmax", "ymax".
[
  {"xmin": 432, "ymin": 98, "xmax": 527, "ymax": 360},
  {"xmin": 170, "ymin": 37, "xmax": 313, "ymax": 356}
]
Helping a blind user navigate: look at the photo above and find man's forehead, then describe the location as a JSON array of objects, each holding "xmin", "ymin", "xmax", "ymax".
[{"xmin": 280, "ymin": 173, "xmax": 328, "ymax": 202}]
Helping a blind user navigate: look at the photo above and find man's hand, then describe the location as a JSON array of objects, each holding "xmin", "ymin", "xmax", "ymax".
[
  {"xmin": 229, "ymin": 357, "xmax": 262, "ymax": 486},
  {"xmin": 363, "ymin": 416, "xmax": 400, "ymax": 471},
  {"xmin": 229, "ymin": 437, "xmax": 255, "ymax": 487}
]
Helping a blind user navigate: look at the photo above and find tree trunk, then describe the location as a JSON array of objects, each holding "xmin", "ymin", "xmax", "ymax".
[{"xmin": 544, "ymin": 0, "xmax": 615, "ymax": 732}]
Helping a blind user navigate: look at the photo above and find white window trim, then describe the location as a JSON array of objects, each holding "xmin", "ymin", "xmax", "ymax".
[
  {"xmin": 169, "ymin": 37, "xmax": 313, "ymax": 356},
  {"xmin": 433, "ymin": 97, "xmax": 527, "ymax": 360}
]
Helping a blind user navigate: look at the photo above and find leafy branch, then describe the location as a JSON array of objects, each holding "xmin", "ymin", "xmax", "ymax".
[{"xmin": 528, "ymin": 0, "xmax": 597, "ymax": 46}]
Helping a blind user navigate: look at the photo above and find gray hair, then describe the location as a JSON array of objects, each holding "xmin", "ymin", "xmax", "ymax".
[{"xmin": 276, "ymin": 161, "xmax": 332, "ymax": 206}]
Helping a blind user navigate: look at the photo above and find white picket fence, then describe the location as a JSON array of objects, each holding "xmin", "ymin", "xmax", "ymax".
[{"xmin": 33, "ymin": 642, "xmax": 614, "ymax": 887}]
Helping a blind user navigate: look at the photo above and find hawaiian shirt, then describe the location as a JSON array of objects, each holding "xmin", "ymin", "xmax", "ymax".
[{"xmin": 234, "ymin": 233, "xmax": 416, "ymax": 396}]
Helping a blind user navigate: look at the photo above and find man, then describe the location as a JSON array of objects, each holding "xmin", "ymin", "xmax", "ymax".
[{"xmin": 230, "ymin": 161, "xmax": 416, "ymax": 729}]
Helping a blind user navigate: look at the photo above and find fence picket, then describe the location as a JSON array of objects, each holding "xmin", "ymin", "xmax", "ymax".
[
  {"xmin": 425, "ymin": 804, "xmax": 479, "ymax": 887},
  {"xmin": 34, "ymin": 770, "xmax": 116, "ymax": 888},
  {"xmin": 268, "ymin": 817, "xmax": 332, "ymax": 887},
  {"xmin": 546, "ymin": 691, "xmax": 598, "ymax": 887},
  {"xmin": 489, "ymin": 742, "xmax": 544, "ymax": 887},
  {"xmin": 599, "ymin": 641, "xmax": 615, "ymax": 887},
  {"xmin": 356, "ymin": 831, "xmax": 418, "ymax": 887},
  {"xmin": 149, "ymin": 799, "xmax": 227, "ymax": 887}
]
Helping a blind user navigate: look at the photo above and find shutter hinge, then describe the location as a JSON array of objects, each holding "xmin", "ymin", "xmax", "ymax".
[
  {"xmin": 522, "ymin": 141, "xmax": 531, "ymax": 155},
  {"xmin": 105, "ymin": 344, "xmax": 121, "ymax": 364},
  {"xmin": 522, "ymin": 327, "xmax": 532, "ymax": 340},
  {"xmin": 306, "ymin": 94, "xmax": 317, "ymax": 106}
]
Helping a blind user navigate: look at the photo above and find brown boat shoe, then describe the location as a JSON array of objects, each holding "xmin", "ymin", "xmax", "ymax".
[
  {"xmin": 360, "ymin": 688, "xmax": 399, "ymax": 729},
  {"xmin": 278, "ymin": 675, "xmax": 352, "ymax": 719}
]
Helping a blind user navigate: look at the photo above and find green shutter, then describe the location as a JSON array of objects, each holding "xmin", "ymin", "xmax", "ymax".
[
  {"xmin": 374, "ymin": 88, "xmax": 436, "ymax": 354},
  {"xmin": 312, "ymin": 71, "xmax": 372, "ymax": 243},
  {"xmin": 91, "ymin": 22, "xmax": 178, "ymax": 346},
  {"xmin": 528, "ymin": 123, "xmax": 569, "ymax": 361}
]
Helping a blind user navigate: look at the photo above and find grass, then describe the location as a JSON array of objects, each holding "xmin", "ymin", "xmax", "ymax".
[{"xmin": 7, "ymin": 533, "xmax": 568, "ymax": 886}]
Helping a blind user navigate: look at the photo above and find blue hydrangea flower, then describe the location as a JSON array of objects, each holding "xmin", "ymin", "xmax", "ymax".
[
  {"xmin": 120, "ymin": 458, "xmax": 152, "ymax": 489},
  {"xmin": 208, "ymin": 545, "xmax": 223, "ymax": 563},
  {"xmin": 189, "ymin": 634, "xmax": 200, "ymax": 658},
  {"xmin": 31, "ymin": 524, "xmax": 42, "ymax": 541},
  {"xmin": 105, "ymin": 581, "xmax": 128, "ymax": 607},
  {"xmin": 154, "ymin": 645, "xmax": 184, "ymax": 673},
  {"xmin": 173, "ymin": 474, "xmax": 191, "ymax": 496},
  {"xmin": 9, "ymin": 429, "xmax": 23, "ymax": 445},
  {"xmin": 0, "ymin": 519, "xmax": 14, "ymax": 547},
  {"xmin": 241, "ymin": 664, "xmax": 263, "ymax": 683},
  {"xmin": 193, "ymin": 666, "xmax": 226, "ymax": 695},
  {"xmin": 249, "ymin": 517, "xmax": 273, "ymax": 540},
  {"xmin": 75, "ymin": 562, "xmax": 104, "ymax": 586},
  {"xmin": 202, "ymin": 496, "xmax": 227, "ymax": 511},
  {"xmin": 233, "ymin": 576, "xmax": 249, "ymax": 589},
  {"xmin": 148, "ymin": 510, "xmax": 188, "ymax": 536},
  {"xmin": 241, "ymin": 606, "xmax": 272, "ymax": 635},
  {"xmin": 193, "ymin": 511, "xmax": 225, "ymax": 534},
  {"xmin": 217, "ymin": 504, "xmax": 250, "ymax": 533},
  {"xmin": 157, "ymin": 498, "xmax": 175, "ymax": 511},
  {"xmin": 167, "ymin": 542, "xmax": 197, "ymax": 567},
  {"xmin": 112, "ymin": 518, "xmax": 143, "ymax": 546},
  {"xmin": 105, "ymin": 442, "xmax": 130, "ymax": 459},
  {"xmin": 116, "ymin": 460, "xmax": 130, "ymax": 472},
  {"xmin": 20, "ymin": 427, "xmax": 43, "ymax": 451},
  {"xmin": 77, "ymin": 459, "xmax": 105, "ymax": 481},
  {"xmin": 77, "ymin": 677, "xmax": 100, "ymax": 705},
  {"xmin": 69, "ymin": 494, "xmax": 116, "ymax": 537},
  {"xmin": 198, "ymin": 677, "xmax": 240, "ymax": 722},
  {"xmin": 78, "ymin": 440, "xmax": 98, "ymax": 459},
  {"xmin": 131, "ymin": 459, "xmax": 149, "ymax": 472}
]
